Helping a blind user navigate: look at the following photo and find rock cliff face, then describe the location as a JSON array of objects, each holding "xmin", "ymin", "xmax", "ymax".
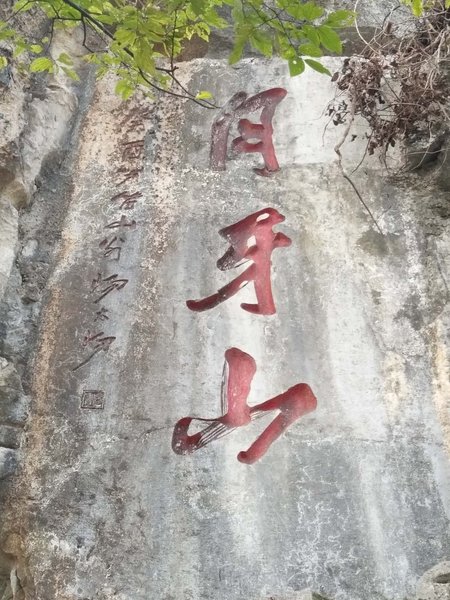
[
  {"xmin": 0, "ymin": 25, "xmax": 95, "ymax": 598},
  {"xmin": 0, "ymin": 4, "xmax": 449, "ymax": 600}
]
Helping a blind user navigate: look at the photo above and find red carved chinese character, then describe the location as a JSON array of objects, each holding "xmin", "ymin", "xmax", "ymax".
[
  {"xmin": 186, "ymin": 208, "xmax": 291, "ymax": 315},
  {"xmin": 110, "ymin": 191, "xmax": 143, "ymax": 210},
  {"xmin": 72, "ymin": 330, "xmax": 116, "ymax": 371},
  {"xmin": 91, "ymin": 273, "xmax": 128, "ymax": 303},
  {"xmin": 211, "ymin": 88, "xmax": 287, "ymax": 176},
  {"xmin": 99, "ymin": 236, "xmax": 125, "ymax": 261},
  {"xmin": 172, "ymin": 348, "xmax": 317, "ymax": 464}
]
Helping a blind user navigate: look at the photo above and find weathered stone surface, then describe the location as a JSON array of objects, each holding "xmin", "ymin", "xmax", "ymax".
[
  {"xmin": 0, "ymin": 28, "xmax": 83, "ymax": 337},
  {"xmin": 0, "ymin": 201, "xmax": 18, "ymax": 302},
  {"xmin": 268, "ymin": 591, "xmax": 332, "ymax": 600},
  {"xmin": 0, "ymin": 426, "xmax": 20, "ymax": 451},
  {"xmin": 0, "ymin": 449, "xmax": 17, "ymax": 480},
  {"xmin": 0, "ymin": 29, "xmax": 90, "ymax": 496},
  {"xmin": 0, "ymin": 54, "xmax": 446, "ymax": 600},
  {"xmin": 0, "ymin": 3, "xmax": 448, "ymax": 599},
  {"xmin": 415, "ymin": 562, "xmax": 450, "ymax": 600}
]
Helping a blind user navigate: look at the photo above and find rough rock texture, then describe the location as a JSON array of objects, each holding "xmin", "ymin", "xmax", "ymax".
[
  {"xmin": 0, "ymin": 32, "xmax": 88, "ymax": 370},
  {"xmin": 0, "ymin": 5, "xmax": 449, "ymax": 600},
  {"xmin": 0, "ymin": 27, "xmax": 86, "ymax": 301},
  {"xmin": 0, "ymin": 52, "xmax": 447, "ymax": 600},
  {"xmin": 415, "ymin": 562, "xmax": 450, "ymax": 600},
  {"xmin": 0, "ymin": 27, "xmax": 94, "ymax": 597},
  {"xmin": 0, "ymin": 201, "xmax": 18, "ymax": 301}
]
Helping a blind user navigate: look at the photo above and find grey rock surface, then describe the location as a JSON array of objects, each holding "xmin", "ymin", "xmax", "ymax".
[
  {"xmin": 0, "ymin": 201, "xmax": 18, "ymax": 302},
  {"xmin": 0, "ymin": 54, "xmax": 447, "ymax": 600},
  {"xmin": 0, "ymin": 27, "xmax": 84, "ymax": 310},
  {"xmin": 0, "ymin": 0, "xmax": 449, "ymax": 596},
  {"xmin": 0, "ymin": 28, "xmax": 92, "ymax": 497},
  {"xmin": 0, "ymin": 449, "xmax": 17, "ymax": 481}
]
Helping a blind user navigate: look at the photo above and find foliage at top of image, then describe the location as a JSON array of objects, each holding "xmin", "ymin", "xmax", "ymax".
[
  {"xmin": 403, "ymin": 0, "xmax": 450, "ymax": 15},
  {"xmin": 0, "ymin": 0, "xmax": 353, "ymax": 105}
]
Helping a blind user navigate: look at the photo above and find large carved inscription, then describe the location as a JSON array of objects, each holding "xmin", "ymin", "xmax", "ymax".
[
  {"xmin": 71, "ymin": 86, "xmax": 316, "ymax": 463},
  {"xmin": 174, "ymin": 87, "xmax": 318, "ymax": 463},
  {"xmin": 211, "ymin": 88, "xmax": 287, "ymax": 176}
]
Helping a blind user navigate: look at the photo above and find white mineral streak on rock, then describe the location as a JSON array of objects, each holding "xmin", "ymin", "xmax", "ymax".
[{"xmin": 0, "ymin": 199, "xmax": 18, "ymax": 300}]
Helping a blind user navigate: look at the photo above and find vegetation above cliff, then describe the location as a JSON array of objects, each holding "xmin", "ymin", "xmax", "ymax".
[
  {"xmin": 1, "ymin": 0, "xmax": 449, "ymax": 172},
  {"xmin": 0, "ymin": 0, "xmax": 353, "ymax": 106}
]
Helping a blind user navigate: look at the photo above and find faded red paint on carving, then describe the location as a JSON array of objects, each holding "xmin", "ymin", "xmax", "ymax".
[
  {"xmin": 187, "ymin": 208, "xmax": 291, "ymax": 315},
  {"xmin": 211, "ymin": 88, "xmax": 287, "ymax": 176},
  {"xmin": 172, "ymin": 348, "xmax": 317, "ymax": 464}
]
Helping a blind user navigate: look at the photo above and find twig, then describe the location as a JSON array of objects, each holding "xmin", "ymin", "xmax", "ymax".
[
  {"xmin": 341, "ymin": 170, "xmax": 384, "ymax": 236},
  {"xmin": 334, "ymin": 89, "xmax": 384, "ymax": 234},
  {"xmin": 58, "ymin": 0, "xmax": 218, "ymax": 107}
]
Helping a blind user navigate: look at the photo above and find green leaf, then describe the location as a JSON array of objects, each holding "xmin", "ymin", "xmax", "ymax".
[
  {"xmin": 279, "ymin": 43, "xmax": 296, "ymax": 60},
  {"xmin": 298, "ymin": 43, "xmax": 322, "ymax": 57},
  {"xmin": 250, "ymin": 31, "xmax": 272, "ymax": 57},
  {"xmin": 412, "ymin": 0, "xmax": 423, "ymax": 15},
  {"xmin": 229, "ymin": 29, "xmax": 248, "ymax": 64},
  {"xmin": 29, "ymin": 56, "xmax": 53, "ymax": 73},
  {"xmin": 305, "ymin": 58, "xmax": 330, "ymax": 75},
  {"xmin": 284, "ymin": 2, "xmax": 308, "ymax": 20},
  {"xmin": 195, "ymin": 90, "xmax": 213, "ymax": 100},
  {"xmin": 325, "ymin": 9, "xmax": 354, "ymax": 27},
  {"xmin": 302, "ymin": 25, "xmax": 320, "ymax": 46},
  {"xmin": 318, "ymin": 25, "xmax": 342, "ymax": 53},
  {"xmin": 58, "ymin": 52, "xmax": 73, "ymax": 65},
  {"xmin": 195, "ymin": 22, "xmax": 211, "ymax": 41},
  {"xmin": 0, "ymin": 56, "xmax": 7, "ymax": 69},
  {"xmin": 114, "ymin": 28, "xmax": 137, "ymax": 46},
  {"xmin": 190, "ymin": 0, "xmax": 207, "ymax": 16},
  {"xmin": 14, "ymin": 0, "xmax": 33, "ymax": 11},
  {"xmin": 135, "ymin": 39, "xmax": 156, "ymax": 74},
  {"xmin": 115, "ymin": 79, "xmax": 134, "ymax": 100},
  {"xmin": 92, "ymin": 13, "xmax": 116, "ymax": 25},
  {"xmin": 13, "ymin": 40, "xmax": 27, "ymax": 57},
  {"xmin": 62, "ymin": 66, "xmax": 80, "ymax": 80},
  {"xmin": 0, "ymin": 28, "xmax": 16, "ymax": 41},
  {"xmin": 288, "ymin": 56, "xmax": 305, "ymax": 76},
  {"xmin": 204, "ymin": 8, "xmax": 228, "ymax": 28},
  {"xmin": 300, "ymin": 2, "xmax": 324, "ymax": 20}
]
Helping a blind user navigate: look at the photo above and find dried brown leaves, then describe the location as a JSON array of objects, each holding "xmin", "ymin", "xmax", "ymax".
[{"xmin": 329, "ymin": 3, "xmax": 450, "ymax": 166}]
